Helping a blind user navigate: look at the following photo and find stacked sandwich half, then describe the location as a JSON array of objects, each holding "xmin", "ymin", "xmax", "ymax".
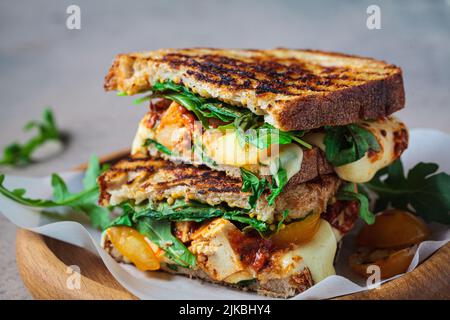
[{"xmin": 99, "ymin": 48, "xmax": 408, "ymax": 298}]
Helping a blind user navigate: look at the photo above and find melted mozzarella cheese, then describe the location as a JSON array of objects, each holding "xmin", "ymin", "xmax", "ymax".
[
  {"xmin": 260, "ymin": 143, "xmax": 304, "ymax": 182},
  {"xmin": 280, "ymin": 219, "xmax": 337, "ymax": 283},
  {"xmin": 203, "ymin": 129, "xmax": 304, "ymax": 182},
  {"xmin": 305, "ymin": 117, "xmax": 407, "ymax": 183},
  {"xmin": 131, "ymin": 115, "xmax": 154, "ymax": 155},
  {"xmin": 203, "ymin": 130, "xmax": 260, "ymax": 166}
]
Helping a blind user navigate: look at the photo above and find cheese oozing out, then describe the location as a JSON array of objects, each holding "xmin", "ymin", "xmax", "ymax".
[
  {"xmin": 131, "ymin": 103, "xmax": 304, "ymax": 181},
  {"xmin": 304, "ymin": 117, "xmax": 408, "ymax": 183}
]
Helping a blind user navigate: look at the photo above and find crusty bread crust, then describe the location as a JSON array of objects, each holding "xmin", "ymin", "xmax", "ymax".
[{"xmin": 104, "ymin": 48, "xmax": 405, "ymax": 130}]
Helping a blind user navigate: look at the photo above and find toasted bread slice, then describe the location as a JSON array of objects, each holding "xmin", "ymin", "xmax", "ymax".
[
  {"xmin": 98, "ymin": 157, "xmax": 341, "ymax": 222},
  {"xmin": 104, "ymin": 48, "xmax": 405, "ymax": 130}
]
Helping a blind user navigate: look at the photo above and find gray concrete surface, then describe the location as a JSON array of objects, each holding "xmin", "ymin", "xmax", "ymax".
[{"xmin": 0, "ymin": 0, "xmax": 449, "ymax": 299}]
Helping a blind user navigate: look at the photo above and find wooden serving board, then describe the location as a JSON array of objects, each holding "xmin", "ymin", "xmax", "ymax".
[{"xmin": 15, "ymin": 150, "xmax": 450, "ymax": 300}]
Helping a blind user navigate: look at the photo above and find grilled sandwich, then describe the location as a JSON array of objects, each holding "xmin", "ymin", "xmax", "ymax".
[{"xmin": 99, "ymin": 48, "xmax": 409, "ymax": 298}]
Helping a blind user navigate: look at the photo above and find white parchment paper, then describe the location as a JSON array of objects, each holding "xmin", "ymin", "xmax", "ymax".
[{"xmin": 1, "ymin": 128, "xmax": 449, "ymax": 299}]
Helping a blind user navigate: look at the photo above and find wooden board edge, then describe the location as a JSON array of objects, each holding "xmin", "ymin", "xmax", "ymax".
[{"xmin": 16, "ymin": 228, "xmax": 137, "ymax": 300}]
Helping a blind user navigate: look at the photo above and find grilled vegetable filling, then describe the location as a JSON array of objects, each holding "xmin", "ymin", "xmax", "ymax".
[
  {"xmin": 104, "ymin": 196, "xmax": 359, "ymax": 272},
  {"xmin": 127, "ymin": 81, "xmax": 408, "ymax": 216}
]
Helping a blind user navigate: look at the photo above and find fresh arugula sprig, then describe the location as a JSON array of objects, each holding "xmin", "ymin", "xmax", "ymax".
[
  {"xmin": 134, "ymin": 80, "xmax": 247, "ymax": 129},
  {"xmin": 133, "ymin": 80, "xmax": 312, "ymax": 150},
  {"xmin": 361, "ymin": 160, "xmax": 450, "ymax": 224},
  {"xmin": 324, "ymin": 124, "xmax": 380, "ymax": 166},
  {"xmin": 0, "ymin": 155, "xmax": 111, "ymax": 229},
  {"xmin": 109, "ymin": 199, "xmax": 272, "ymax": 267},
  {"xmin": 111, "ymin": 204, "xmax": 196, "ymax": 268},
  {"xmin": 137, "ymin": 217, "xmax": 196, "ymax": 268},
  {"xmin": 240, "ymin": 167, "xmax": 288, "ymax": 208},
  {"xmin": 144, "ymin": 138, "xmax": 172, "ymax": 155},
  {"xmin": 336, "ymin": 183, "xmax": 375, "ymax": 225},
  {"xmin": 107, "ymin": 199, "xmax": 270, "ymax": 267},
  {"xmin": 232, "ymin": 114, "xmax": 312, "ymax": 150},
  {"xmin": 0, "ymin": 108, "xmax": 61, "ymax": 166},
  {"xmin": 240, "ymin": 168, "xmax": 268, "ymax": 209},
  {"xmin": 192, "ymin": 140, "xmax": 218, "ymax": 167},
  {"xmin": 115, "ymin": 199, "xmax": 269, "ymax": 233},
  {"xmin": 266, "ymin": 166, "xmax": 288, "ymax": 206}
]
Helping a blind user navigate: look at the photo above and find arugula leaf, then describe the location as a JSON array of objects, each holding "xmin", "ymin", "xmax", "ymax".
[
  {"xmin": 363, "ymin": 160, "xmax": 450, "ymax": 224},
  {"xmin": 144, "ymin": 138, "xmax": 172, "ymax": 155},
  {"xmin": 337, "ymin": 183, "xmax": 375, "ymax": 225},
  {"xmin": 232, "ymin": 115, "xmax": 311, "ymax": 150},
  {"xmin": 267, "ymin": 166, "xmax": 288, "ymax": 206},
  {"xmin": 132, "ymin": 200, "xmax": 224, "ymax": 222},
  {"xmin": 240, "ymin": 163, "xmax": 289, "ymax": 208},
  {"xmin": 141, "ymin": 80, "xmax": 248, "ymax": 129},
  {"xmin": 240, "ymin": 168, "xmax": 268, "ymax": 209},
  {"xmin": 118, "ymin": 199, "xmax": 269, "ymax": 233},
  {"xmin": 133, "ymin": 81, "xmax": 311, "ymax": 150},
  {"xmin": 0, "ymin": 108, "xmax": 61, "ymax": 166},
  {"xmin": 276, "ymin": 209, "xmax": 289, "ymax": 232},
  {"xmin": 0, "ymin": 155, "xmax": 111, "ymax": 229},
  {"xmin": 83, "ymin": 155, "xmax": 103, "ymax": 189},
  {"xmin": 135, "ymin": 217, "xmax": 196, "ymax": 268},
  {"xmin": 222, "ymin": 212, "xmax": 269, "ymax": 232},
  {"xmin": 324, "ymin": 124, "xmax": 380, "ymax": 166},
  {"xmin": 237, "ymin": 279, "xmax": 257, "ymax": 286},
  {"xmin": 192, "ymin": 140, "xmax": 217, "ymax": 167}
]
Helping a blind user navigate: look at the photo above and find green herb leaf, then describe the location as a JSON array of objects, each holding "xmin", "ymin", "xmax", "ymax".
[
  {"xmin": 107, "ymin": 210, "xmax": 133, "ymax": 228},
  {"xmin": 363, "ymin": 160, "xmax": 450, "ymax": 224},
  {"xmin": 120, "ymin": 199, "xmax": 269, "ymax": 233},
  {"xmin": 144, "ymin": 138, "xmax": 172, "ymax": 155},
  {"xmin": 324, "ymin": 124, "xmax": 380, "ymax": 167},
  {"xmin": 267, "ymin": 166, "xmax": 288, "ymax": 206},
  {"xmin": 192, "ymin": 140, "xmax": 217, "ymax": 167},
  {"xmin": 135, "ymin": 81, "xmax": 311, "ymax": 150},
  {"xmin": 232, "ymin": 116, "xmax": 311, "ymax": 150},
  {"xmin": 0, "ymin": 108, "xmax": 61, "ymax": 166},
  {"xmin": 276, "ymin": 209, "xmax": 289, "ymax": 232},
  {"xmin": 240, "ymin": 168, "xmax": 268, "ymax": 209},
  {"xmin": 83, "ymin": 155, "xmax": 102, "ymax": 190},
  {"xmin": 136, "ymin": 217, "xmax": 196, "ymax": 268},
  {"xmin": 149, "ymin": 80, "xmax": 247, "ymax": 129},
  {"xmin": 337, "ymin": 183, "xmax": 375, "ymax": 225},
  {"xmin": 0, "ymin": 155, "xmax": 111, "ymax": 229}
]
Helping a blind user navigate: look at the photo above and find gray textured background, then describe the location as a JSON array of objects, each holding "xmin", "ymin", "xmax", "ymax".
[{"xmin": 1, "ymin": 0, "xmax": 449, "ymax": 299}]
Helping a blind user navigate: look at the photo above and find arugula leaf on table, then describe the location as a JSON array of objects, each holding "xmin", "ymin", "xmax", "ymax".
[
  {"xmin": 362, "ymin": 160, "xmax": 450, "ymax": 224},
  {"xmin": 324, "ymin": 124, "xmax": 380, "ymax": 167},
  {"xmin": 143, "ymin": 138, "xmax": 172, "ymax": 155},
  {"xmin": 0, "ymin": 108, "xmax": 61, "ymax": 166},
  {"xmin": 0, "ymin": 155, "xmax": 111, "ymax": 229},
  {"xmin": 337, "ymin": 182, "xmax": 375, "ymax": 225}
]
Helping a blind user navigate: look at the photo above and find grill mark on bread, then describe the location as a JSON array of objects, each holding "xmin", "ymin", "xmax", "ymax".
[
  {"xmin": 162, "ymin": 53, "xmax": 353, "ymax": 95},
  {"xmin": 98, "ymin": 157, "xmax": 341, "ymax": 221},
  {"xmin": 104, "ymin": 48, "xmax": 405, "ymax": 130}
]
